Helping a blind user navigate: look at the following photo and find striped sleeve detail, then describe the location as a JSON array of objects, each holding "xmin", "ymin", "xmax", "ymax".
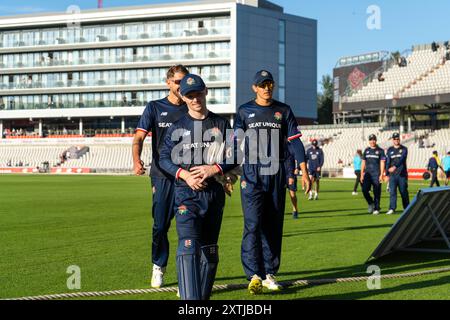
[
  {"xmin": 214, "ymin": 164, "xmax": 224, "ymax": 175},
  {"xmin": 288, "ymin": 133, "xmax": 303, "ymax": 141},
  {"xmin": 135, "ymin": 128, "xmax": 149, "ymax": 134},
  {"xmin": 176, "ymin": 168, "xmax": 183, "ymax": 180}
]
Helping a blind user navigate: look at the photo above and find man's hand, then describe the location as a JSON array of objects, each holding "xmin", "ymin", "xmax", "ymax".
[
  {"xmin": 180, "ymin": 170, "xmax": 207, "ymax": 191},
  {"xmin": 317, "ymin": 167, "xmax": 321, "ymax": 172},
  {"xmin": 379, "ymin": 175, "xmax": 385, "ymax": 183},
  {"xmin": 133, "ymin": 160, "xmax": 146, "ymax": 176},
  {"xmin": 360, "ymin": 173, "xmax": 365, "ymax": 184},
  {"xmin": 388, "ymin": 166, "xmax": 396, "ymax": 174},
  {"xmin": 190, "ymin": 165, "xmax": 221, "ymax": 183}
]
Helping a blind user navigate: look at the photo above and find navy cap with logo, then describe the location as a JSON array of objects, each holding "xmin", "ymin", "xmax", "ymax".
[
  {"xmin": 392, "ymin": 133, "xmax": 400, "ymax": 139},
  {"xmin": 312, "ymin": 139, "xmax": 318, "ymax": 146},
  {"xmin": 368, "ymin": 134, "xmax": 377, "ymax": 141},
  {"xmin": 179, "ymin": 73, "xmax": 206, "ymax": 96},
  {"xmin": 253, "ymin": 70, "xmax": 274, "ymax": 85}
]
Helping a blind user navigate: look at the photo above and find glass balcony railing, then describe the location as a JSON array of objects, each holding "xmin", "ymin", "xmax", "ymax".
[
  {"xmin": 0, "ymin": 25, "xmax": 231, "ymax": 49},
  {"xmin": 0, "ymin": 94, "xmax": 230, "ymax": 111},
  {"xmin": 0, "ymin": 73, "xmax": 230, "ymax": 91},
  {"xmin": 0, "ymin": 50, "xmax": 230, "ymax": 69}
]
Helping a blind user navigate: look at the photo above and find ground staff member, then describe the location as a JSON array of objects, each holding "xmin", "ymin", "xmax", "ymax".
[
  {"xmin": 385, "ymin": 133, "xmax": 410, "ymax": 215},
  {"xmin": 306, "ymin": 139, "xmax": 324, "ymax": 200},
  {"xmin": 361, "ymin": 134, "xmax": 386, "ymax": 215},
  {"xmin": 427, "ymin": 151, "xmax": 443, "ymax": 187},
  {"xmin": 352, "ymin": 150, "xmax": 363, "ymax": 195},
  {"xmin": 443, "ymin": 151, "xmax": 450, "ymax": 186}
]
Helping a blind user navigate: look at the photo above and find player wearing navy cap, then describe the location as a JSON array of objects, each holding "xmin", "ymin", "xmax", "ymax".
[
  {"xmin": 385, "ymin": 133, "xmax": 410, "ymax": 215},
  {"xmin": 234, "ymin": 70, "xmax": 311, "ymax": 294},
  {"xmin": 360, "ymin": 134, "xmax": 386, "ymax": 215},
  {"xmin": 132, "ymin": 65, "xmax": 189, "ymax": 288},
  {"xmin": 159, "ymin": 73, "xmax": 237, "ymax": 300},
  {"xmin": 306, "ymin": 139, "xmax": 324, "ymax": 200}
]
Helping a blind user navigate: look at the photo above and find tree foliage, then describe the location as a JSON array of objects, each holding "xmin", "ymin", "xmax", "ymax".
[{"xmin": 317, "ymin": 74, "xmax": 333, "ymax": 124}]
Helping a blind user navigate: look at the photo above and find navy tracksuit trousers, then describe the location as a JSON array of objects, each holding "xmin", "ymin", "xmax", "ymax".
[
  {"xmin": 175, "ymin": 181, "xmax": 225, "ymax": 250},
  {"xmin": 151, "ymin": 176, "xmax": 176, "ymax": 268},
  {"xmin": 175, "ymin": 181, "xmax": 225, "ymax": 300},
  {"xmin": 240, "ymin": 164, "xmax": 287, "ymax": 280},
  {"xmin": 388, "ymin": 174, "xmax": 410, "ymax": 211},
  {"xmin": 362, "ymin": 173, "xmax": 382, "ymax": 211}
]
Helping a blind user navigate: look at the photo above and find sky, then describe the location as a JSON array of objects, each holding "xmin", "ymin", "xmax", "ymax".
[{"xmin": 1, "ymin": 0, "xmax": 450, "ymax": 92}]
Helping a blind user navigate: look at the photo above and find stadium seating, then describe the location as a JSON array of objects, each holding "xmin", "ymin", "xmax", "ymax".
[
  {"xmin": 301, "ymin": 126, "xmax": 450, "ymax": 170},
  {"xmin": 344, "ymin": 43, "xmax": 450, "ymax": 102},
  {"xmin": 0, "ymin": 143, "xmax": 151, "ymax": 172},
  {"xmin": 0, "ymin": 127, "xmax": 448, "ymax": 173},
  {"xmin": 301, "ymin": 126, "xmax": 397, "ymax": 169},
  {"xmin": 0, "ymin": 145, "xmax": 68, "ymax": 168},
  {"xmin": 59, "ymin": 145, "xmax": 151, "ymax": 172}
]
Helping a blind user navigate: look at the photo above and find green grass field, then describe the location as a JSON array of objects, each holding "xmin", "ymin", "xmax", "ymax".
[{"xmin": 1, "ymin": 175, "xmax": 449, "ymax": 300}]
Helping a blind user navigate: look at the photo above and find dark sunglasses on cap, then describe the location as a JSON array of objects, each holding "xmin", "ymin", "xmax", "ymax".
[{"xmin": 256, "ymin": 81, "xmax": 274, "ymax": 90}]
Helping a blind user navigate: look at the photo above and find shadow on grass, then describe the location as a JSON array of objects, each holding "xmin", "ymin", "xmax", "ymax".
[
  {"xmin": 277, "ymin": 253, "xmax": 450, "ymax": 298},
  {"xmin": 283, "ymin": 223, "xmax": 393, "ymax": 238},
  {"xmin": 214, "ymin": 252, "xmax": 450, "ymax": 298},
  {"xmin": 285, "ymin": 209, "xmax": 374, "ymax": 219},
  {"xmin": 297, "ymin": 274, "xmax": 450, "ymax": 300},
  {"xmin": 319, "ymin": 190, "xmax": 362, "ymax": 194},
  {"xmin": 291, "ymin": 208, "xmax": 364, "ymax": 214}
]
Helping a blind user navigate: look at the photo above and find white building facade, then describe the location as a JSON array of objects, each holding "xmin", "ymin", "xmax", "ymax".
[{"xmin": 0, "ymin": 0, "xmax": 317, "ymax": 138}]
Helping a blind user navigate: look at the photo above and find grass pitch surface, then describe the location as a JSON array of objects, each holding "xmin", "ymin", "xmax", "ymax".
[{"xmin": 1, "ymin": 175, "xmax": 449, "ymax": 300}]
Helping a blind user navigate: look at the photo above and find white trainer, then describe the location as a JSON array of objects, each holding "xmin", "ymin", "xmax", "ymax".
[
  {"xmin": 368, "ymin": 204, "xmax": 374, "ymax": 214},
  {"xmin": 314, "ymin": 193, "xmax": 319, "ymax": 200},
  {"xmin": 373, "ymin": 210, "xmax": 380, "ymax": 215},
  {"xmin": 386, "ymin": 209, "xmax": 395, "ymax": 215},
  {"xmin": 352, "ymin": 192, "xmax": 358, "ymax": 196},
  {"xmin": 151, "ymin": 265, "xmax": 165, "ymax": 288},
  {"xmin": 262, "ymin": 274, "xmax": 282, "ymax": 291},
  {"xmin": 308, "ymin": 194, "xmax": 313, "ymax": 201}
]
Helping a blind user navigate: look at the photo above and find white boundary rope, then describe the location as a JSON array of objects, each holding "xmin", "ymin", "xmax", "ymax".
[{"xmin": 6, "ymin": 266, "xmax": 450, "ymax": 300}]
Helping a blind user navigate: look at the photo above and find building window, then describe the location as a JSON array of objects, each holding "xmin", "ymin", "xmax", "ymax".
[
  {"xmin": 279, "ymin": 20, "xmax": 286, "ymax": 42},
  {"xmin": 278, "ymin": 20, "xmax": 286, "ymax": 103}
]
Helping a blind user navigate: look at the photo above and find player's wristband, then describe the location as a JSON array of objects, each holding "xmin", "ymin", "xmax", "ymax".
[
  {"xmin": 214, "ymin": 164, "xmax": 224, "ymax": 175},
  {"xmin": 176, "ymin": 168, "xmax": 184, "ymax": 180}
]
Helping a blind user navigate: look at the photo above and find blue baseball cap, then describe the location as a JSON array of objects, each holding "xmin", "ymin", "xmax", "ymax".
[
  {"xmin": 368, "ymin": 134, "xmax": 377, "ymax": 141},
  {"xmin": 179, "ymin": 74, "xmax": 206, "ymax": 96},
  {"xmin": 253, "ymin": 70, "xmax": 274, "ymax": 85}
]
